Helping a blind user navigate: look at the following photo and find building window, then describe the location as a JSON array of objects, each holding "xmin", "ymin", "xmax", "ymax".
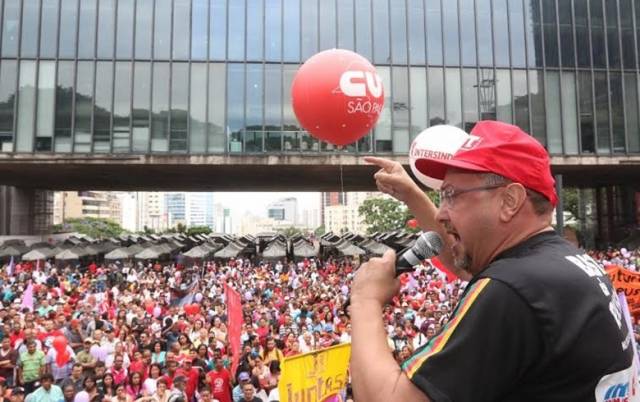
[
  {"xmin": 113, "ymin": 62, "xmax": 132, "ymax": 153},
  {"xmin": 78, "ymin": 4, "xmax": 98, "ymax": 60},
  {"xmin": 192, "ymin": 0, "xmax": 209, "ymax": 60},
  {"xmin": 97, "ymin": 0, "xmax": 115, "ymax": 59},
  {"xmin": 283, "ymin": 0, "xmax": 300, "ymax": 62},
  {"xmin": 561, "ymin": 72, "xmax": 579, "ymax": 155},
  {"xmin": 36, "ymin": 62, "xmax": 56, "ymax": 152},
  {"xmin": 578, "ymin": 71, "xmax": 595, "ymax": 153},
  {"xmin": 132, "ymin": 62, "xmax": 151, "ymax": 153},
  {"xmin": 190, "ymin": 64, "xmax": 207, "ymax": 153},
  {"xmin": 20, "ymin": 2, "xmax": 41, "ymax": 57},
  {"xmin": 594, "ymin": 72, "xmax": 610, "ymax": 153},
  {"xmin": 16, "ymin": 61, "xmax": 37, "ymax": 152},
  {"xmin": 41, "ymin": 0, "xmax": 60, "ymax": 58},
  {"xmin": 0, "ymin": 61, "xmax": 17, "ymax": 152},
  {"xmin": 624, "ymin": 73, "xmax": 640, "ymax": 153},
  {"xmin": 545, "ymin": 71, "xmax": 562, "ymax": 154},
  {"xmin": 390, "ymin": 0, "xmax": 407, "ymax": 64}
]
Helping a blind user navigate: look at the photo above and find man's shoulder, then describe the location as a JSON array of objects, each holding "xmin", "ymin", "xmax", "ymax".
[{"xmin": 483, "ymin": 232, "xmax": 586, "ymax": 282}]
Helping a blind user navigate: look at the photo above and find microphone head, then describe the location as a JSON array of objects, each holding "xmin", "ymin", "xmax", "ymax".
[{"xmin": 414, "ymin": 231, "xmax": 443, "ymax": 259}]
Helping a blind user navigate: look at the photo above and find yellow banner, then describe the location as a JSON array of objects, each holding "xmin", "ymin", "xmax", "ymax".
[{"xmin": 278, "ymin": 343, "xmax": 351, "ymax": 402}]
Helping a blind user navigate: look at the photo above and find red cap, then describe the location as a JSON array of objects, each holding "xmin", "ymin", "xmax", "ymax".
[{"xmin": 415, "ymin": 121, "xmax": 558, "ymax": 206}]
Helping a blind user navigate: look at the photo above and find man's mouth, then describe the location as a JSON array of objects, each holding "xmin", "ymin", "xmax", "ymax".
[{"xmin": 446, "ymin": 230, "xmax": 461, "ymax": 245}]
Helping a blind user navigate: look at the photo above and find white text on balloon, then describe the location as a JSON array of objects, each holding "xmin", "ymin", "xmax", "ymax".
[
  {"xmin": 339, "ymin": 71, "xmax": 383, "ymax": 98},
  {"xmin": 347, "ymin": 100, "xmax": 383, "ymax": 115}
]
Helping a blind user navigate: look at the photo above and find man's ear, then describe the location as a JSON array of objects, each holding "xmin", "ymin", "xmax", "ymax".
[{"xmin": 499, "ymin": 183, "xmax": 527, "ymax": 222}]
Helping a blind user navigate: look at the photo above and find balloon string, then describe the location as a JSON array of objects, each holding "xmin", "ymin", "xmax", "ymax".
[{"xmin": 339, "ymin": 161, "xmax": 345, "ymax": 197}]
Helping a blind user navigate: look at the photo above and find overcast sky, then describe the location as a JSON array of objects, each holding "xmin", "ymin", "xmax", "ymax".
[{"xmin": 213, "ymin": 192, "xmax": 321, "ymax": 218}]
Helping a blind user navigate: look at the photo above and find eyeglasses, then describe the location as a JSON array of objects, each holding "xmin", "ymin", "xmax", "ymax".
[{"xmin": 438, "ymin": 183, "xmax": 507, "ymax": 208}]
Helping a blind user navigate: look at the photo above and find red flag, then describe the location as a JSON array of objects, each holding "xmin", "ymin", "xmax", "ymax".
[
  {"xmin": 224, "ymin": 284, "xmax": 243, "ymax": 378},
  {"xmin": 430, "ymin": 257, "xmax": 458, "ymax": 283}
]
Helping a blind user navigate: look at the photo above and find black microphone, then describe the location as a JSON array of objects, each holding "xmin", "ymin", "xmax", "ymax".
[
  {"xmin": 395, "ymin": 231, "xmax": 444, "ymax": 275},
  {"xmin": 342, "ymin": 231, "xmax": 443, "ymax": 317}
]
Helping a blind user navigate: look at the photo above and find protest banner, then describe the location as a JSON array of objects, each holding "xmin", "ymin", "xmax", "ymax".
[
  {"xmin": 278, "ymin": 343, "xmax": 351, "ymax": 402},
  {"xmin": 606, "ymin": 265, "xmax": 640, "ymax": 314}
]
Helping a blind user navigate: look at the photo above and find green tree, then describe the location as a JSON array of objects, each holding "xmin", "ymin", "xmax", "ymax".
[
  {"xmin": 56, "ymin": 217, "xmax": 126, "ymax": 239},
  {"xmin": 426, "ymin": 190, "xmax": 440, "ymax": 206},
  {"xmin": 142, "ymin": 225, "xmax": 156, "ymax": 235},
  {"xmin": 314, "ymin": 225, "xmax": 325, "ymax": 236},
  {"xmin": 278, "ymin": 226, "xmax": 303, "ymax": 238},
  {"xmin": 358, "ymin": 197, "xmax": 412, "ymax": 234},
  {"xmin": 186, "ymin": 225, "xmax": 212, "ymax": 237},
  {"xmin": 563, "ymin": 188, "xmax": 579, "ymax": 220},
  {"xmin": 175, "ymin": 223, "xmax": 187, "ymax": 233}
]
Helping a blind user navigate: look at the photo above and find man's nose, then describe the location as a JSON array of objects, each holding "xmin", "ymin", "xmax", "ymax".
[{"xmin": 435, "ymin": 204, "xmax": 449, "ymax": 223}]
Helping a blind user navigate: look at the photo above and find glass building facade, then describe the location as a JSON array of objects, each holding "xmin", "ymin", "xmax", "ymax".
[{"xmin": 0, "ymin": 0, "xmax": 640, "ymax": 156}]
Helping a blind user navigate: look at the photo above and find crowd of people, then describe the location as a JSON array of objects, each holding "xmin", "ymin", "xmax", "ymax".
[
  {"xmin": 589, "ymin": 246, "xmax": 640, "ymax": 271},
  {"xmin": 0, "ymin": 253, "xmax": 464, "ymax": 402},
  {"xmin": 0, "ymin": 244, "xmax": 636, "ymax": 402}
]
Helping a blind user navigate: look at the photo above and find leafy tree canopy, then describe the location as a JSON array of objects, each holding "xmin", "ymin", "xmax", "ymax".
[
  {"xmin": 186, "ymin": 225, "xmax": 213, "ymax": 237},
  {"xmin": 358, "ymin": 197, "xmax": 411, "ymax": 234},
  {"xmin": 52, "ymin": 217, "xmax": 125, "ymax": 239},
  {"xmin": 278, "ymin": 226, "xmax": 304, "ymax": 238}
]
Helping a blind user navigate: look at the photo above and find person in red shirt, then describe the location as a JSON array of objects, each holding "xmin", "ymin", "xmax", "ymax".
[
  {"xmin": 8, "ymin": 324, "xmax": 23, "ymax": 349},
  {"xmin": 255, "ymin": 318, "xmax": 270, "ymax": 344},
  {"xmin": 175, "ymin": 358, "xmax": 199, "ymax": 402},
  {"xmin": 205, "ymin": 358, "xmax": 232, "ymax": 402},
  {"xmin": 128, "ymin": 351, "xmax": 147, "ymax": 380},
  {"xmin": 161, "ymin": 359, "xmax": 178, "ymax": 389}
]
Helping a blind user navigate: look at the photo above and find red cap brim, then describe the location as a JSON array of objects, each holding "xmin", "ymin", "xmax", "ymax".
[{"xmin": 415, "ymin": 158, "xmax": 490, "ymax": 181}]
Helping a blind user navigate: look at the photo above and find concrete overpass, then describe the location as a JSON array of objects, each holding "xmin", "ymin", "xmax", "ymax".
[
  {"xmin": 0, "ymin": 153, "xmax": 639, "ymax": 237},
  {"xmin": 0, "ymin": 153, "xmax": 639, "ymax": 191}
]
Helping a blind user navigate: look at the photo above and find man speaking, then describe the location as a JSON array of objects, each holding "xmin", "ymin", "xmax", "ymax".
[{"xmin": 350, "ymin": 121, "xmax": 635, "ymax": 402}]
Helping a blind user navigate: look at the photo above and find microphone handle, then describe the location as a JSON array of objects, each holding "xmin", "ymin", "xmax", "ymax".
[
  {"xmin": 395, "ymin": 245, "xmax": 418, "ymax": 276},
  {"xmin": 343, "ymin": 246, "xmax": 417, "ymax": 317}
]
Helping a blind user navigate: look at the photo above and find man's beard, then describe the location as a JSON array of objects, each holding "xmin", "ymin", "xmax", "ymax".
[{"xmin": 453, "ymin": 252, "xmax": 472, "ymax": 271}]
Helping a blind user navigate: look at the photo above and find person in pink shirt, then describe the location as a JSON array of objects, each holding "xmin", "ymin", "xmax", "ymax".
[{"xmin": 109, "ymin": 355, "xmax": 128, "ymax": 386}]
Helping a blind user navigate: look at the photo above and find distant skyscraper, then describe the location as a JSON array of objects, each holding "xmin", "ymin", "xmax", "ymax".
[
  {"xmin": 320, "ymin": 192, "xmax": 347, "ymax": 224},
  {"xmin": 165, "ymin": 192, "xmax": 187, "ymax": 227},
  {"xmin": 300, "ymin": 208, "xmax": 321, "ymax": 230},
  {"xmin": 186, "ymin": 193, "xmax": 215, "ymax": 228},
  {"xmin": 214, "ymin": 203, "xmax": 225, "ymax": 233},
  {"xmin": 323, "ymin": 192, "xmax": 375, "ymax": 234},
  {"xmin": 224, "ymin": 208, "xmax": 232, "ymax": 233},
  {"xmin": 53, "ymin": 192, "xmax": 64, "ymax": 225},
  {"xmin": 115, "ymin": 192, "xmax": 138, "ymax": 232},
  {"xmin": 58, "ymin": 191, "xmax": 114, "ymax": 221},
  {"xmin": 138, "ymin": 192, "xmax": 167, "ymax": 232},
  {"xmin": 267, "ymin": 197, "xmax": 297, "ymax": 223}
]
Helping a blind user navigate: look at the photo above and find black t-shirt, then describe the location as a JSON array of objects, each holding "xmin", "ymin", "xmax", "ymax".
[{"xmin": 401, "ymin": 231, "xmax": 635, "ymax": 402}]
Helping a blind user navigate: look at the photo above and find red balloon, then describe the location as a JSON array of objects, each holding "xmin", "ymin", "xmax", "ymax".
[
  {"xmin": 184, "ymin": 304, "xmax": 200, "ymax": 316},
  {"xmin": 406, "ymin": 219, "xmax": 418, "ymax": 229},
  {"xmin": 291, "ymin": 49, "xmax": 385, "ymax": 146},
  {"xmin": 52, "ymin": 336, "xmax": 67, "ymax": 352}
]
